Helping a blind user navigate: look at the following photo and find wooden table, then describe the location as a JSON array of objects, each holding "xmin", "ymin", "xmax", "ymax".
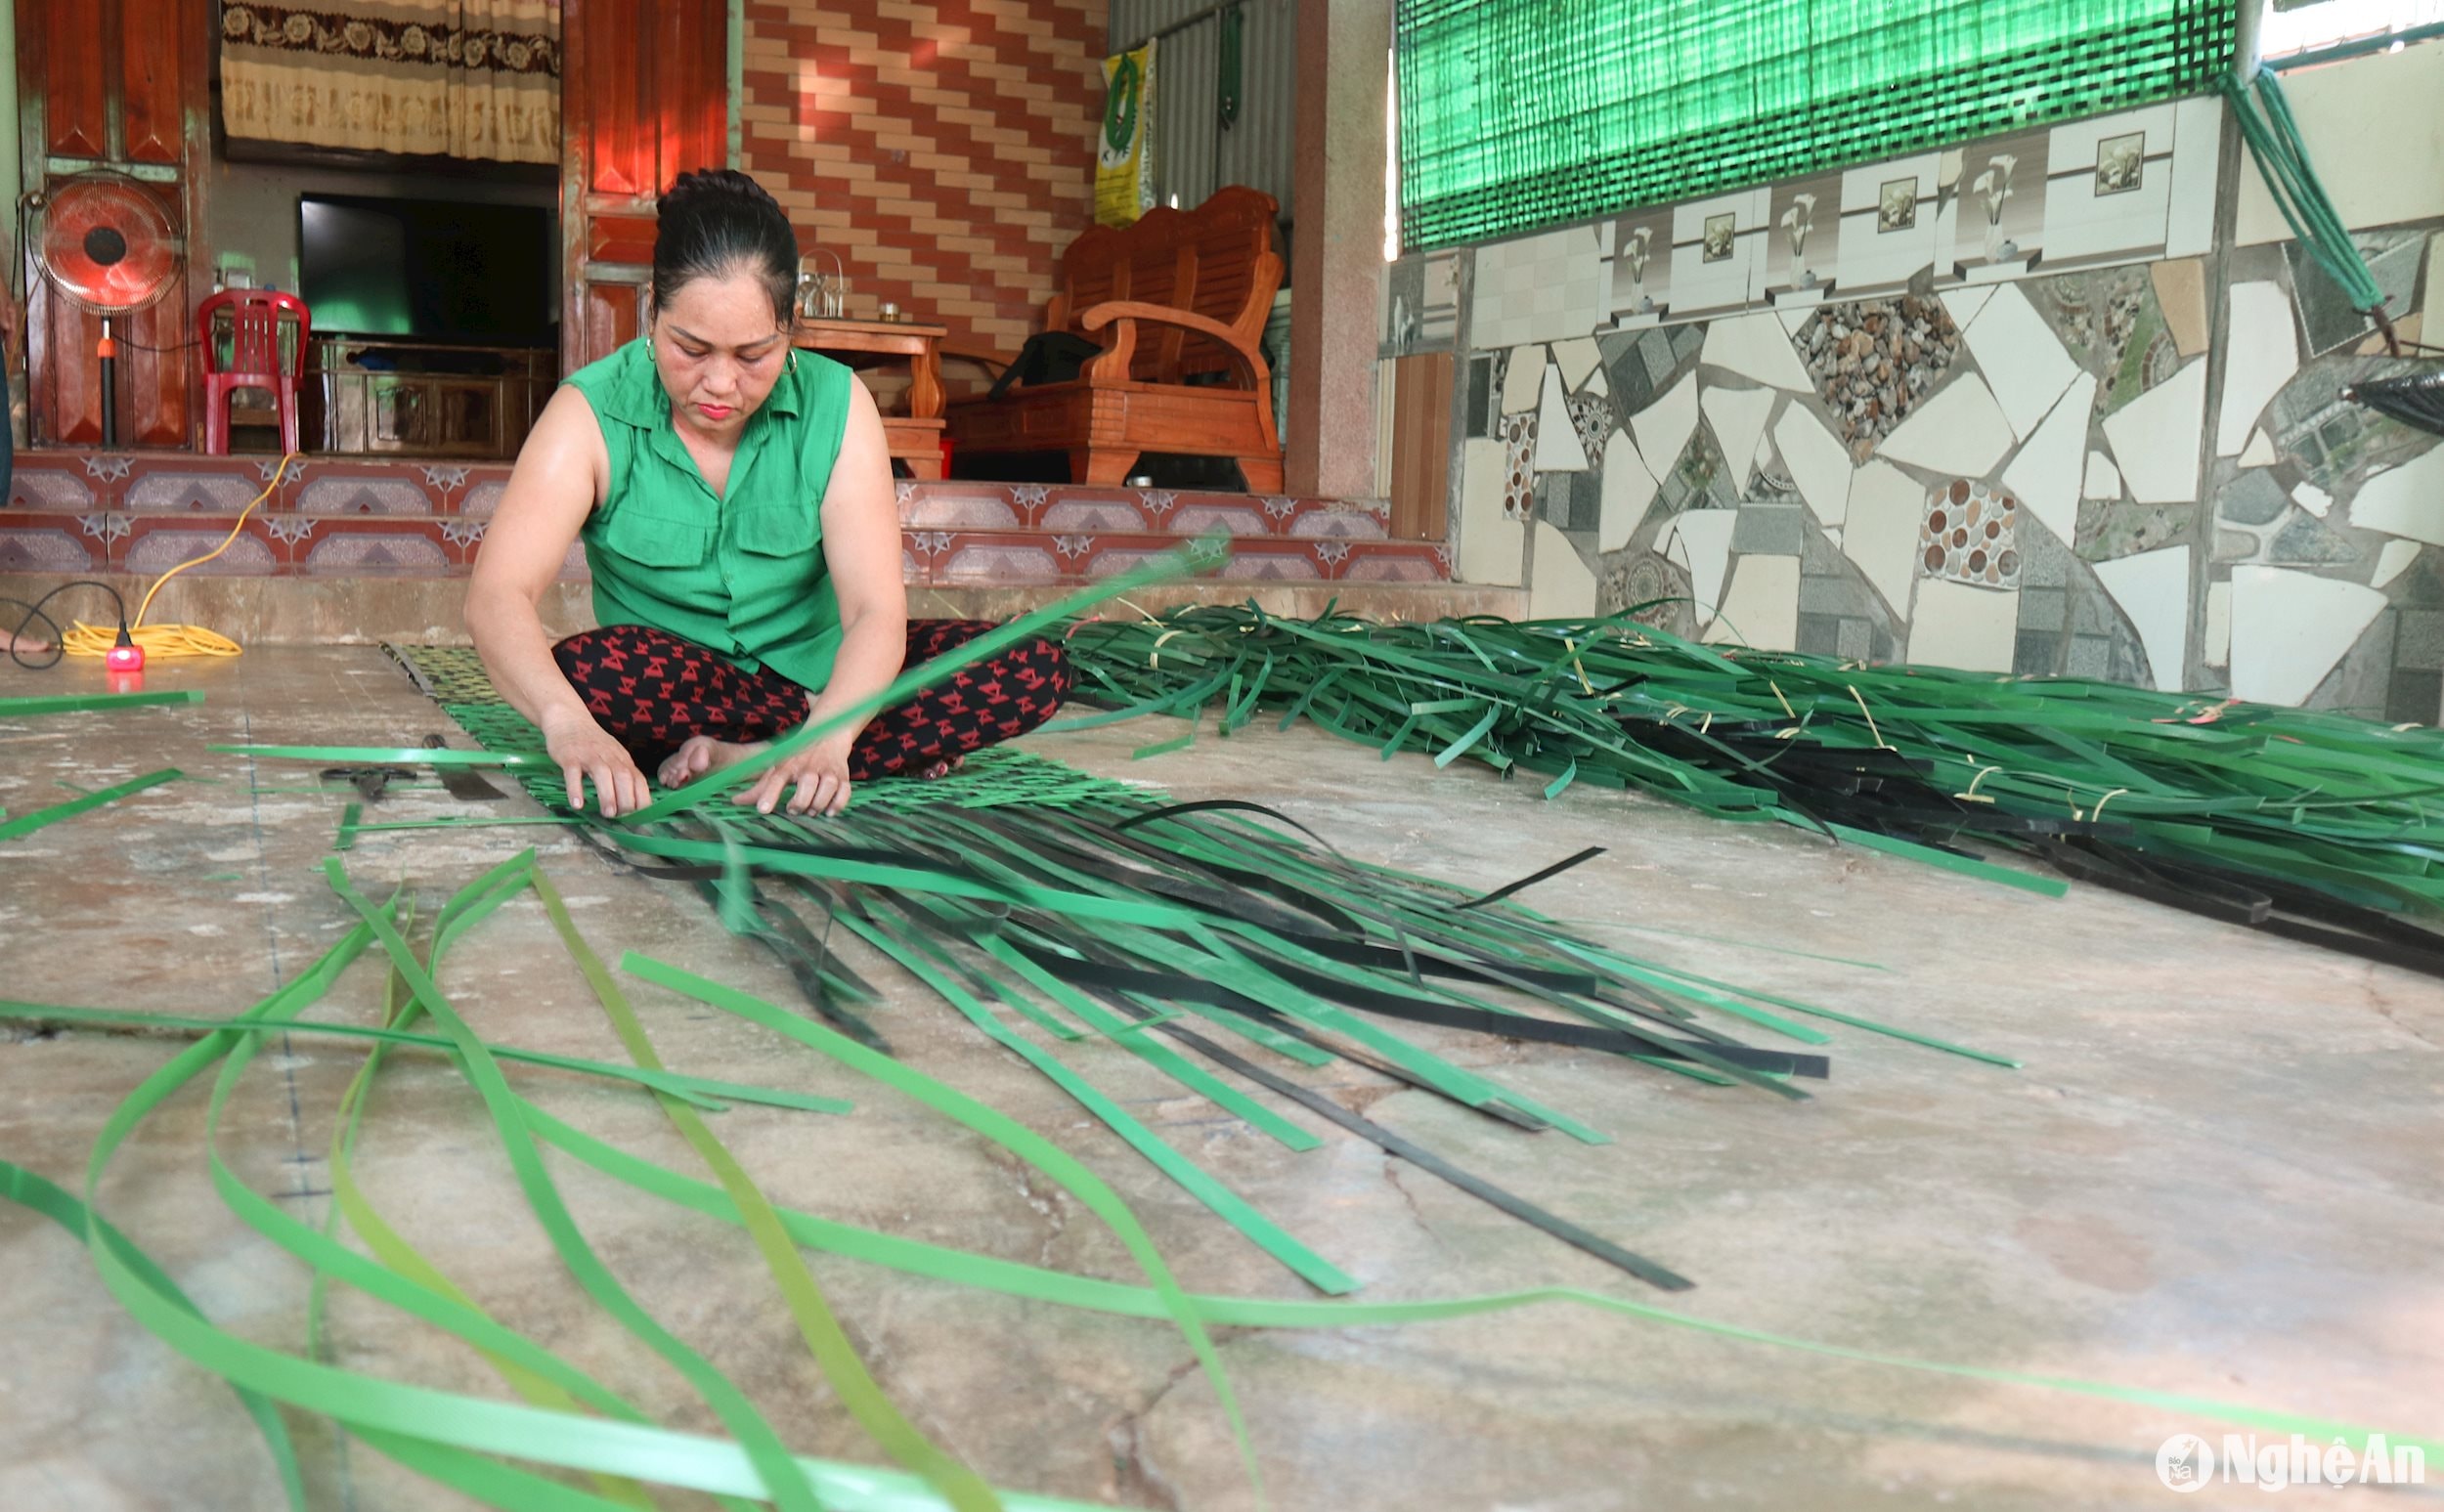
[{"xmin": 793, "ymin": 317, "xmax": 947, "ymax": 479}]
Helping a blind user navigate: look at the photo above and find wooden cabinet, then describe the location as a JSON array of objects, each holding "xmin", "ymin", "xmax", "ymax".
[
  {"xmin": 309, "ymin": 340, "xmax": 552, "ymax": 459},
  {"xmin": 16, "ymin": 0, "xmax": 210, "ymax": 447}
]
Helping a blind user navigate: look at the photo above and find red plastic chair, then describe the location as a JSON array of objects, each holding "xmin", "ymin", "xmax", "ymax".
[{"xmin": 196, "ymin": 289, "xmax": 311, "ymax": 454}]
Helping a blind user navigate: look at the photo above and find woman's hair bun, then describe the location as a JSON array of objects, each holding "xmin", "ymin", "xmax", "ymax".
[{"xmin": 652, "ymin": 167, "xmax": 799, "ymax": 327}]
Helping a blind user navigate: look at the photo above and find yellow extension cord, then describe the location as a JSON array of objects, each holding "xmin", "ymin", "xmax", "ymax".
[{"xmin": 60, "ymin": 452, "xmax": 300, "ymax": 661}]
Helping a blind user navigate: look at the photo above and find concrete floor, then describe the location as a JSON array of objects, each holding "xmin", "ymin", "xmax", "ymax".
[{"xmin": 2, "ymin": 646, "xmax": 2439, "ymax": 1512}]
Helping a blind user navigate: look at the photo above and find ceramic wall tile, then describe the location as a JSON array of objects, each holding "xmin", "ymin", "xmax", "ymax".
[
  {"xmin": 1457, "ymin": 438, "xmax": 1518, "ymax": 587},
  {"xmin": 1960, "ymin": 282, "xmax": 2080, "ymax": 441},
  {"xmin": 1503, "ymin": 345, "xmax": 1546, "ymax": 413},
  {"xmin": 125, "ymin": 524, "xmax": 282, "ymax": 576},
  {"xmin": 2149, "ymin": 259, "xmax": 2210, "ymax": 357},
  {"xmin": 1732, "ymin": 503, "xmax": 1806, "ymax": 557},
  {"xmin": 2003, "ymin": 374, "xmax": 2099, "ymax": 543},
  {"xmin": 1535, "ymin": 469, "xmax": 1603, "ymax": 532},
  {"xmin": 1533, "ymin": 373, "xmax": 1589, "ymax": 472},
  {"xmin": 2292, "ymin": 481, "xmax": 2335, "ymax": 520},
  {"xmin": 2238, "ymin": 429, "xmax": 2277, "ymax": 468},
  {"xmin": 1630, "ymin": 371, "xmax": 1700, "ymax": 477},
  {"xmin": 1773, "ymin": 403, "xmax": 1853, "ymax": 528},
  {"xmin": 1607, "ymin": 208, "xmax": 1673, "ymax": 324},
  {"xmin": 2234, "ymin": 44, "xmax": 2444, "ymax": 244},
  {"xmin": 1668, "ymin": 188, "xmax": 1771, "ymax": 317},
  {"xmin": 1948, "ymin": 129, "xmax": 2051, "ymax": 282},
  {"xmin": 1598, "ymin": 429, "xmax": 1659, "ymax": 551},
  {"xmin": 1765, "ymin": 171, "xmax": 1844, "ymax": 302},
  {"xmin": 1564, "ymin": 392, "xmax": 1610, "ymax": 468},
  {"xmin": 1499, "ymin": 412, "xmax": 1538, "ymax": 517},
  {"xmin": 2100, "ymin": 356, "xmax": 2207, "ymax": 503},
  {"xmin": 0, "ymin": 523, "xmax": 102, "ymax": 571},
  {"xmin": 2091, "ymin": 544, "xmax": 2192, "ymax": 690},
  {"xmin": 1529, "ymin": 521, "xmax": 1598, "ymax": 618},
  {"xmin": 1583, "ymin": 366, "xmax": 1609, "ymax": 399},
  {"xmin": 1665, "ymin": 508, "xmax": 1740, "ymax": 622},
  {"xmin": 2375, "ymin": 540, "xmax": 2423, "ymax": 590},
  {"xmin": 1699, "ymin": 312, "xmax": 1812, "ymax": 391},
  {"xmin": 2344, "ymin": 443, "xmax": 2444, "ymax": 545},
  {"xmin": 1875, "ymin": 371, "xmax": 2014, "ymax": 476},
  {"xmin": 6, "ymin": 465, "xmax": 99, "ymax": 512},
  {"xmin": 2040, "ymin": 104, "xmax": 2175, "ymax": 266},
  {"xmin": 2163, "ymin": 97, "xmax": 2223, "ymax": 259},
  {"xmin": 121, "ymin": 472, "xmax": 264, "ymax": 512},
  {"xmin": 1843, "ymin": 458, "xmax": 1925, "ymax": 617},
  {"xmin": 2215, "ymin": 281, "xmax": 2302, "ymax": 456},
  {"xmin": 1918, "ymin": 478, "xmax": 2023, "ymax": 589},
  {"xmin": 1702, "ymin": 555, "xmax": 1802, "ymax": 650},
  {"xmin": 1699, "ymin": 385, "xmax": 1776, "ymax": 494},
  {"xmin": 1906, "ymin": 579, "xmax": 2020, "ymax": 672},
  {"xmin": 1834, "ymin": 153, "xmax": 1940, "ymax": 294},
  {"xmin": 2083, "ymin": 451, "xmax": 2122, "ymax": 501},
  {"xmin": 1552, "ymin": 337, "xmax": 1601, "ymax": 392},
  {"xmin": 2204, "ymin": 580, "xmax": 2231, "ymax": 668},
  {"xmin": 1940, "ymin": 287, "xmax": 1993, "ymax": 329},
  {"xmin": 1472, "ymin": 226, "xmax": 1608, "ymax": 349},
  {"xmin": 2229, "ymin": 564, "xmax": 2388, "ymax": 706},
  {"xmin": 1795, "ymin": 297, "xmax": 1965, "ymax": 461}
]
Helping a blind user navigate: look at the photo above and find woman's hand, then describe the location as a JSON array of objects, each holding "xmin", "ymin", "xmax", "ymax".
[
  {"xmin": 736, "ymin": 731, "xmax": 855, "ymax": 816},
  {"xmin": 542, "ymin": 705, "xmax": 651, "ymax": 817}
]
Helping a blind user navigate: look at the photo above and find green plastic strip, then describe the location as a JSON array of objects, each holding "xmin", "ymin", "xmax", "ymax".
[
  {"xmin": 193, "ymin": 907, "xmax": 664, "ymax": 1510},
  {"xmin": 619, "ymin": 951, "xmax": 1268, "ymax": 1502},
  {"xmin": 531, "ymin": 868, "xmax": 1003, "ymax": 1512},
  {"xmin": 0, "ymin": 1001, "xmax": 851, "ymax": 1113},
  {"xmin": 0, "ymin": 767, "xmax": 180, "ymax": 842},
  {"xmin": 209, "ymin": 744, "xmax": 545, "ymax": 767},
  {"xmin": 0, "ymin": 689, "xmax": 204, "ymax": 716},
  {"xmin": 517, "ymin": 1108, "xmax": 2444, "ymax": 1469},
  {"xmin": 323, "ymin": 853, "xmax": 830, "ymax": 1512},
  {"xmin": 1, "ymin": 1160, "xmax": 308, "ymax": 1509},
  {"xmin": 27, "ymin": 862, "xmax": 1126, "ymax": 1508}
]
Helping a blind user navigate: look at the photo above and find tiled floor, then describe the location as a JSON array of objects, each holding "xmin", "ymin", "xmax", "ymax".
[{"xmin": 4, "ymin": 647, "xmax": 2439, "ymax": 1510}]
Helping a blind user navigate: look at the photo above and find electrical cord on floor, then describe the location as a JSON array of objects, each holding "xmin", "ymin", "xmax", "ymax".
[
  {"xmin": 43, "ymin": 452, "xmax": 302, "ymax": 667},
  {"xmin": 2, "ymin": 579, "xmax": 134, "ymax": 669}
]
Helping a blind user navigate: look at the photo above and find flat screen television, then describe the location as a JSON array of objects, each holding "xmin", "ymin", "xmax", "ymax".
[{"xmin": 297, "ymin": 194, "xmax": 554, "ymax": 346}]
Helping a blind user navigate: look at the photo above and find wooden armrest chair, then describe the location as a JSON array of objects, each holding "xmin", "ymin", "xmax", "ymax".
[{"xmin": 946, "ymin": 186, "xmax": 1284, "ymax": 491}]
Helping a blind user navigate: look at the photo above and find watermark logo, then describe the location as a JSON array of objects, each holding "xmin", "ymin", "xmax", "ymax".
[
  {"xmin": 2158, "ymin": 1435, "xmax": 2213, "ymax": 1493},
  {"xmin": 2156, "ymin": 1434, "xmax": 2426, "ymax": 1492}
]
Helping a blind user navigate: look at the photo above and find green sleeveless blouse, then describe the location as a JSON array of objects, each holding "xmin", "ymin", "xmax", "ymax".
[{"xmin": 564, "ymin": 336, "xmax": 854, "ymax": 691}]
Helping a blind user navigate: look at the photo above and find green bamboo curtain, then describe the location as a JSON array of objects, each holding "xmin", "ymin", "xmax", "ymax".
[{"xmin": 1396, "ymin": 0, "xmax": 2237, "ymax": 250}]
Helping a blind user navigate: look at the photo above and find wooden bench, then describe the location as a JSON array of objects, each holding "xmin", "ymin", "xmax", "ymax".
[{"xmin": 946, "ymin": 186, "xmax": 1284, "ymax": 491}]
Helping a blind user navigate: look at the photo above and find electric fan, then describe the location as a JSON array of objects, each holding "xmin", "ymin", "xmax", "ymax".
[{"xmin": 30, "ymin": 172, "xmax": 182, "ymax": 447}]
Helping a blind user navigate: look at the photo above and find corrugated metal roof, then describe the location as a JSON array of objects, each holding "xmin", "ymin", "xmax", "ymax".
[{"xmin": 1108, "ymin": 0, "xmax": 1296, "ymax": 217}]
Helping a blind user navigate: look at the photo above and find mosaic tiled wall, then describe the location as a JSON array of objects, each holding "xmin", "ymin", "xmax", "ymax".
[
  {"xmin": 741, "ymin": 0, "xmax": 1103, "ymax": 356},
  {"xmin": 1419, "ymin": 45, "xmax": 2444, "ymax": 717}
]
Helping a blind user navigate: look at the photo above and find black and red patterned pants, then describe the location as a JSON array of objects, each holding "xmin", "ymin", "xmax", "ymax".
[{"xmin": 550, "ymin": 621, "xmax": 1071, "ymax": 777}]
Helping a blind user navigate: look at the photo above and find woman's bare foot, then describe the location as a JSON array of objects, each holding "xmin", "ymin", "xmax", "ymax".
[
  {"xmin": 658, "ymin": 734, "xmax": 768, "ymax": 788},
  {"xmin": 915, "ymin": 755, "xmax": 967, "ymax": 780}
]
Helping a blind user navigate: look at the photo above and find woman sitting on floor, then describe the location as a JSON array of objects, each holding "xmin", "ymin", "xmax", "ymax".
[{"xmin": 466, "ymin": 168, "xmax": 1069, "ymax": 819}]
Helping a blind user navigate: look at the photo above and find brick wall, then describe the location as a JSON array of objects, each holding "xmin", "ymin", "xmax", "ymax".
[{"xmin": 740, "ymin": 0, "xmax": 1106, "ymax": 357}]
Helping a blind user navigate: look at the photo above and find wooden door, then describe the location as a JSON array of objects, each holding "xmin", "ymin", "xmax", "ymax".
[
  {"xmin": 15, "ymin": 0, "xmax": 211, "ymax": 447},
  {"xmin": 1388, "ymin": 352, "xmax": 1453, "ymax": 540},
  {"xmin": 560, "ymin": 0, "xmax": 729, "ymax": 372}
]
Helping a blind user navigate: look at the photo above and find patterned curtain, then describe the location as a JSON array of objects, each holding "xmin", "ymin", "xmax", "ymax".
[{"xmin": 219, "ymin": 2, "xmax": 561, "ymax": 165}]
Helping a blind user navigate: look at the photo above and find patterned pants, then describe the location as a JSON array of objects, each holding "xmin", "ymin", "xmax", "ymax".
[{"xmin": 550, "ymin": 621, "xmax": 1071, "ymax": 777}]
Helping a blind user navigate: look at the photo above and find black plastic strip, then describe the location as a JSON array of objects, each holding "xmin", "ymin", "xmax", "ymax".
[
  {"xmin": 1457, "ymin": 845, "xmax": 1605, "ymax": 910},
  {"xmin": 1101, "ymin": 993, "xmax": 1695, "ymax": 1292}
]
